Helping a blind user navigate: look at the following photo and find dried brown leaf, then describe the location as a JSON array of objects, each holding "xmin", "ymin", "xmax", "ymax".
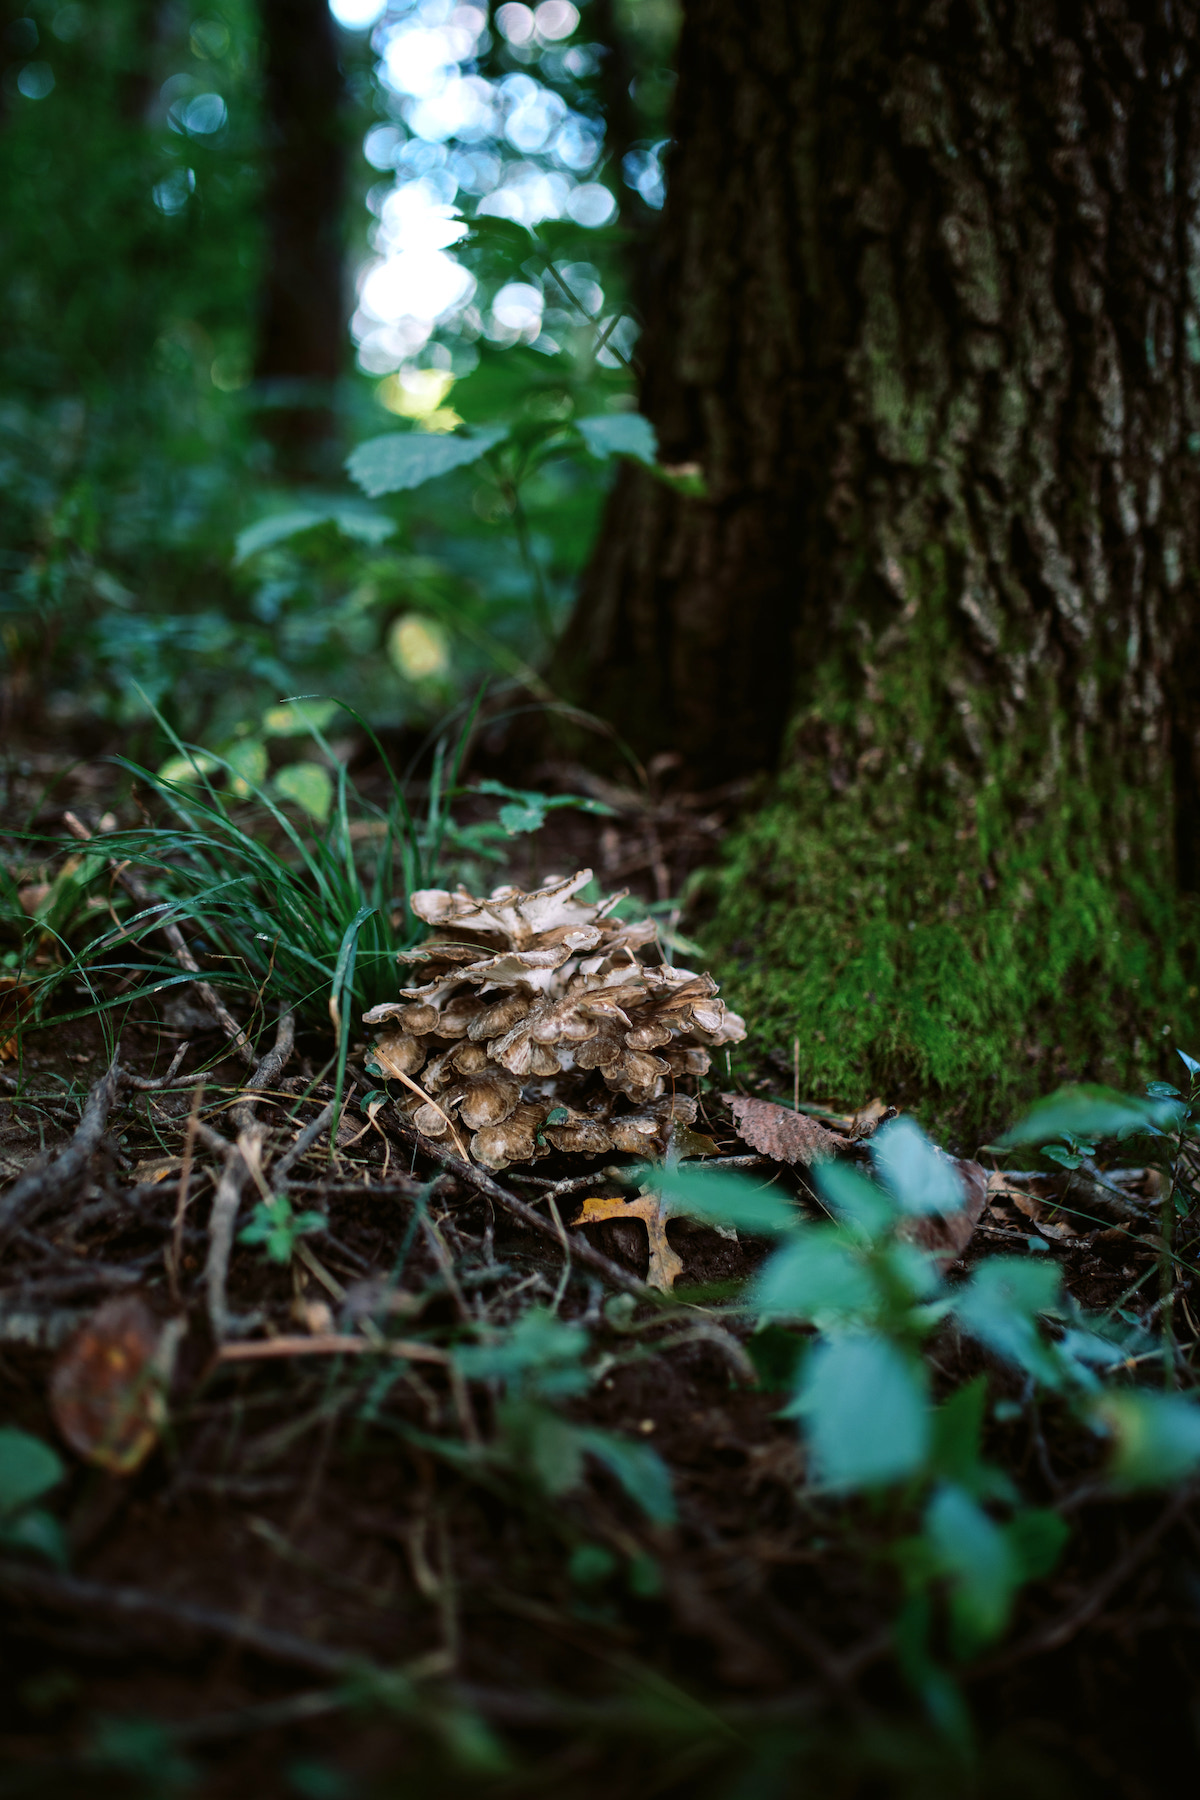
[
  {"xmin": 574, "ymin": 1194, "xmax": 684, "ymax": 1292},
  {"xmin": 49, "ymin": 1296, "xmax": 183, "ymax": 1475},
  {"xmin": 899, "ymin": 1159, "xmax": 990, "ymax": 1267},
  {"xmin": 722, "ymin": 1094, "xmax": 847, "ymax": 1166}
]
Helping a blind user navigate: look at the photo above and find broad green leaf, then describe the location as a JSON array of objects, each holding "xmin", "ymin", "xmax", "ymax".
[
  {"xmin": 234, "ymin": 504, "xmax": 397, "ymax": 562},
  {"xmin": 814, "ymin": 1160, "xmax": 897, "ymax": 1238},
  {"xmin": 273, "ymin": 761, "xmax": 333, "ymax": 823},
  {"xmin": 525, "ymin": 1408, "xmax": 585, "ymax": 1498},
  {"xmin": 953, "ymin": 1258, "xmax": 1062, "ymax": 1385},
  {"xmin": 650, "ymin": 1162, "xmax": 796, "ymax": 1236},
  {"xmin": 454, "ymin": 1309, "xmax": 589, "ymax": 1397},
  {"xmin": 1098, "ymin": 1391, "xmax": 1200, "ymax": 1487},
  {"xmin": 262, "ymin": 699, "xmax": 341, "ymax": 736},
  {"xmin": 869, "ymin": 1116, "xmax": 963, "ymax": 1216},
  {"xmin": 750, "ymin": 1229, "xmax": 876, "ymax": 1322},
  {"xmin": 0, "ymin": 1427, "xmax": 64, "ymax": 1519},
  {"xmin": 579, "ymin": 1428, "xmax": 677, "ymax": 1525},
  {"xmin": 157, "ymin": 750, "xmax": 219, "ymax": 785},
  {"xmin": 1178, "ymin": 1049, "xmax": 1200, "ymax": 1079},
  {"xmin": 794, "ymin": 1335, "xmax": 929, "ymax": 1490},
  {"xmin": 1006, "ymin": 1507, "xmax": 1069, "ymax": 1581},
  {"xmin": 224, "ymin": 738, "xmax": 267, "ymax": 796},
  {"xmin": 0, "ymin": 1506, "xmax": 68, "ymax": 1567},
  {"xmin": 924, "ymin": 1483, "xmax": 1017, "ymax": 1651},
  {"xmin": 346, "ymin": 425, "xmax": 508, "ymax": 497},
  {"xmin": 575, "ymin": 413, "xmax": 658, "ymax": 465},
  {"xmin": 997, "ymin": 1084, "xmax": 1184, "ymax": 1148},
  {"xmin": 498, "ymin": 798, "xmax": 546, "ymax": 835}
]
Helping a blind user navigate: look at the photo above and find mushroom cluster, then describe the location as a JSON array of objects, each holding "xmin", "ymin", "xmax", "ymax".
[{"xmin": 363, "ymin": 870, "xmax": 746, "ymax": 1170}]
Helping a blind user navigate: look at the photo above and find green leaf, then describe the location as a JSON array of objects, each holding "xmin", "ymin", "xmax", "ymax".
[
  {"xmin": 924, "ymin": 1483, "xmax": 1018, "ymax": 1652},
  {"xmin": 346, "ymin": 426, "xmax": 509, "ymax": 497},
  {"xmin": 575, "ymin": 413, "xmax": 658, "ymax": 465},
  {"xmin": 750, "ymin": 1228, "xmax": 876, "ymax": 1322},
  {"xmin": 273, "ymin": 762, "xmax": 333, "ymax": 823},
  {"xmin": 1098, "ymin": 1391, "xmax": 1200, "ymax": 1487},
  {"xmin": 0, "ymin": 1506, "xmax": 68, "ymax": 1567},
  {"xmin": 997, "ymin": 1084, "xmax": 1185, "ymax": 1148},
  {"xmin": 745, "ymin": 1324, "xmax": 807, "ymax": 1391},
  {"xmin": 813, "ymin": 1160, "xmax": 897, "ymax": 1238},
  {"xmin": 224, "ymin": 737, "xmax": 268, "ymax": 796},
  {"xmin": 953, "ymin": 1258, "xmax": 1063, "ymax": 1386},
  {"xmin": 869, "ymin": 1116, "xmax": 963, "ymax": 1216},
  {"xmin": 1006, "ymin": 1507, "xmax": 1069, "ymax": 1581},
  {"xmin": 1178, "ymin": 1049, "xmax": 1200, "ymax": 1079},
  {"xmin": 793, "ymin": 1335, "xmax": 930, "ymax": 1490},
  {"xmin": 497, "ymin": 798, "xmax": 546, "ymax": 835},
  {"xmin": 0, "ymin": 1427, "xmax": 64, "ymax": 1520},
  {"xmin": 1041, "ymin": 1145, "xmax": 1083, "ymax": 1169},
  {"xmin": 579, "ymin": 1428, "xmax": 677, "ymax": 1525},
  {"xmin": 650, "ymin": 1162, "xmax": 796, "ymax": 1236}
]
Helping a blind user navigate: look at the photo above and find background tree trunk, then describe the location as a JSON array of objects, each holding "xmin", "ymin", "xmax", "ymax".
[
  {"xmin": 253, "ymin": 0, "xmax": 346, "ymax": 473},
  {"xmin": 557, "ymin": 0, "xmax": 1200, "ymax": 1122}
]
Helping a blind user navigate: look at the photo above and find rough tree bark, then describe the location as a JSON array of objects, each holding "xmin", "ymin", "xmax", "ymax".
[
  {"xmin": 253, "ymin": 0, "xmax": 346, "ymax": 470},
  {"xmin": 556, "ymin": 0, "xmax": 1200, "ymax": 1116}
]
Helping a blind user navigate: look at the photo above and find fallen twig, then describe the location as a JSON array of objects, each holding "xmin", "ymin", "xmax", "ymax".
[
  {"xmin": 0, "ymin": 1558, "xmax": 353, "ymax": 1678},
  {"xmin": 271, "ymin": 1101, "xmax": 335, "ymax": 1188},
  {"xmin": 231, "ymin": 1008, "xmax": 295, "ymax": 1132},
  {"xmin": 381, "ymin": 1113, "xmax": 661, "ymax": 1303},
  {"xmin": 217, "ymin": 1334, "xmax": 450, "ymax": 1364},
  {"xmin": 0, "ymin": 1057, "xmax": 123, "ymax": 1250}
]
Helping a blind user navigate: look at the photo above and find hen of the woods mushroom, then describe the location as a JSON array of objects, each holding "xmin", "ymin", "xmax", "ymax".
[{"xmin": 363, "ymin": 871, "xmax": 746, "ymax": 1170}]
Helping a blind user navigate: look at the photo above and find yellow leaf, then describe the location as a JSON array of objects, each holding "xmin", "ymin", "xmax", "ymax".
[{"xmin": 574, "ymin": 1194, "xmax": 684, "ymax": 1293}]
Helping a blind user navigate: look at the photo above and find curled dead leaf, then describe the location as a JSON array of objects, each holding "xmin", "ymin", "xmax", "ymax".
[
  {"xmin": 722, "ymin": 1094, "xmax": 847, "ymax": 1166},
  {"xmin": 49, "ymin": 1295, "xmax": 184, "ymax": 1475},
  {"xmin": 898, "ymin": 1159, "xmax": 990, "ymax": 1267}
]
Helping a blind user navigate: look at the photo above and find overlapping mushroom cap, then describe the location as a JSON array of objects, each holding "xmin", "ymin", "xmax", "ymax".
[{"xmin": 364, "ymin": 869, "xmax": 746, "ymax": 1169}]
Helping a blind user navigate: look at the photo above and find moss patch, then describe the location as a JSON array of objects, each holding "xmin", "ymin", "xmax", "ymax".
[{"xmin": 701, "ymin": 625, "xmax": 1200, "ymax": 1148}]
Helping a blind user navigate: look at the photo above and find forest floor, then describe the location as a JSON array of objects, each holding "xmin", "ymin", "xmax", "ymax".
[{"xmin": 0, "ymin": 736, "xmax": 1197, "ymax": 1800}]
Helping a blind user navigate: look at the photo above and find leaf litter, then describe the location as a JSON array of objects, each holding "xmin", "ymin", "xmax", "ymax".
[{"xmin": 1, "ymin": 785, "xmax": 1200, "ymax": 1794}]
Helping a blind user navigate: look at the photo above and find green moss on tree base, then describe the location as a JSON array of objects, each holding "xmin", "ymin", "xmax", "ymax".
[{"xmin": 703, "ymin": 661, "xmax": 1200, "ymax": 1146}]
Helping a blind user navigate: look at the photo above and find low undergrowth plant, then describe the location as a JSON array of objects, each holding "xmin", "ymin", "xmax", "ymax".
[{"xmin": 1, "ymin": 697, "xmax": 612, "ymax": 1061}]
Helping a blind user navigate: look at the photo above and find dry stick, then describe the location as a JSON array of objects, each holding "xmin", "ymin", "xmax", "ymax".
[
  {"xmin": 63, "ymin": 809, "xmax": 255, "ymax": 1066},
  {"xmin": 0, "ymin": 1558, "xmax": 352, "ymax": 1679},
  {"xmin": 231, "ymin": 1008, "xmax": 295, "ymax": 1133},
  {"xmin": 217, "ymin": 1334, "xmax": 449, "ymax": 1365},
  {"xmin": 168, "ymin": 1080, "xmax": 206, "ymax": 1304},
  {"xmin": 271, "ymin": 1101, "xmax": 335, "ymax": 1189},
  {"xmin": 0, "ymin": 1056, "xmax": 124, "ymax": 1250},
  {"xmin": 382, "ymin": 1114, "xmax": 659, "ymax": 1303},
  {"xmin": 200, "ymin": 1014, "xmax": 297, "ymax": 1338}
]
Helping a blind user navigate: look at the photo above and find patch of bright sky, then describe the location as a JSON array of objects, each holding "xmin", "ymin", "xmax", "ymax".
[{"xmin": 337, "ymin": 0, "xmax": 630, "ymax": 377}]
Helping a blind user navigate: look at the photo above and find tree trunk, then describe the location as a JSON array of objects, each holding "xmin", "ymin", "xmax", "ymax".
[
  {"xmin": 253, "ymin": 0, "xmax": 346, "ymax": 472},
  {"xmin": 558, "ymin": 0, "xmax": 1200, "ymax": 1120}
]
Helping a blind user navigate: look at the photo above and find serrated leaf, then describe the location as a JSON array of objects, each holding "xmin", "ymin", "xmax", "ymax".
[
  {"xmin": 1098, "ymin": 1390, "xmax": 1200, "ymax": 1487},
  {"xmin": 648, "ymin": 1162, "xmax": 796, "ymax": 1236},
  {"xmin": 750, "ymin": 1229, "xmax": 876, "ymax": 1321},
  {"xmin": 924, "ymin": 1483, "xmax": 1018, "ymax": 1651},
  {"xmin": 997, "ymin": 1084, "xmax": 1185, "ymax": 1147},
  {"xmin": 869, "ymin": 1116, "xmax": 964, "ymax": 1215},
  {"xmin": 953, "ymin": 1257, "xmax": 1063, "ymax": 1385},
  {"xmin": 0, "ymin": 1427, "xmax": 64, "ymax": 1519},
  {"xmin": 579, "ymin": 1427, "xmax": 677, "ymax": 1525},
  {"xmin": 793, "ymin": 1334, "xmax": 929, "ymax": 1490},
  {"xmin": 347, "ymin": 426, "xmax": 508, "ymax": 497},
  {"xmin": 575, "ymin": 413, "xmax": 658, "ymax": 465}
]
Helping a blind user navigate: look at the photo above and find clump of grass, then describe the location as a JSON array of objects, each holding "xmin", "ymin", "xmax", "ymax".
[{"xmin": 3, "ymin": 697, "xmax": 606, "ymax": 1072}]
